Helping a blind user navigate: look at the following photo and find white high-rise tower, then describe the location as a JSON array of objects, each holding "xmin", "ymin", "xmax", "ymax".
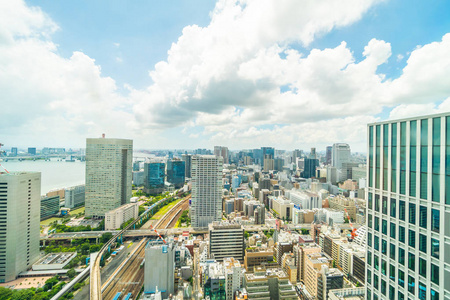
[
  {"xmin": 190, "ymin": 155, "xmax": 223, "ymax": 228},
  {"xmin": 85, "ymin": 137, "xmax": 133, "ymax": 218},
  {"xmin": 0, "ymin": 172, "xmax": 41, "ymax": 283}
]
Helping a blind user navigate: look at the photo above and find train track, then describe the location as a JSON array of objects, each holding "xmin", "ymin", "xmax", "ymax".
[
  {"xmin": 101, "ymin": 238, "xmax": 147, "ymax": 300},
  {"xmin": 154, "ymin": 196, "xmax": 190, "ymax": 229}
]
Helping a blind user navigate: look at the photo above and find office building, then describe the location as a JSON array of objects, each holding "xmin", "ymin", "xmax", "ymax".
[
  {"xmin": 181, "ymin": 154, "xmax": 192, "ymax": 178},
  {"xmin": 40, "ymin": 195, "xmax": 60, "ymax": 220},
  {"xmin": 144, "ymin": 242, "xmax": 175, "ymax": 298},
  {"xmin": 209, "ymin": 222, "xmax": 244, "ymax": 262},
  {"xmin": 144, "ymin": 162, "xmax": 165, "ymax": 195},
  {"xmin": 326, "ymin": 146, "xmax": 332, "ymax": 165},
  {"xmin": 166, "ymin": 160, "xmax": 185, "ymax": 189},
  {"xmin": 244, "ymin": 248, "xmax": 274, "ymax": 272},
  {"xmin": 10, "ymin": 147, "xmax": 17, "ymax": 156},
  {"xmin": 28, "ymin": 147, "xmax": 36, "ymax": 155},
  {"xmin": 244, "ymin": 266, "xmax": 298, "ymax": 300},
  {"xmin": 132, "ymin": 170, "xmax": 144, "ymax": 186},
  {"xmin": 301, "ymin": 158, "xmax": 319, "ymax": 179},
  {"xmin": 64, "ymin": 184, "xmax": 85, "ymax": 209},
  {"xmin": 105, "ymin": 202, "xmax": 139, "ymax": 230},
  {"xmin": 263, "ymin": 155, "xmax": 274, "ymax": 172},
  {"xmin": 0, "ymin": 172, "xmax": 41, "ymax": 282},
  {"xmin": 331, "ymin": 143, "xmax": 350, "ymax": 169},
  {"xmin": 261, "ymin": 147, "xmax": 274, "ymax": 168},
  {"xmin": 214, "ymin": 146, "xmax": 229, "ymax": 164},
  {"xmin": 190, "ymin": 155, "xmax": 223, "ymax": 228},
  {"xmin": 224, "ymin": 257, "xmax": 242, "ymax": 300},
  {"xmin": 85, "ymin": 137, "xmax": 132, "ymax": 218},
  {"xmin": 132, "ymin": 161, "xmax": 141, "ymax": 171},
  {"xmin": 366, "ymin": 113, "xmax": 449, "ymax": 300}
]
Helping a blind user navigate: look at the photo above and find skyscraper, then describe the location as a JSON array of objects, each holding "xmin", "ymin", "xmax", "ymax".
[
  {"xmin": 0, "ymin": 172, "xmax": 41, "ymax": 283},
  {"xmin": 167, "ymin": 160, "xmax": 185, "ymax": 189},
  {"xmin": 144, "ymin": 162, "xmax": 165, "ymax": 195},
  {"xmin": 190, "ymin": 155, "xmax": 223, "ymax": 228},
  {"xmin": 261, "ymin": 147, "xmax": 275, "ymax": 167},
  {"xmin": 181, "ymin": 154, "xmax": 192, "ymax": 178},
  {"xmin": 85, "ymin": 137, "xmax": 133, "ymax": 218},
  {"xmin": 144, "ymin": 242, "xmax": 175, "ymax": 298},
  {"xmin": 326, "ymin": 146, "xmax": 332, "ymax": 165},
  {"xmin": 214, "ymin": 146, "xmax": 229, "ymax": 164},
  {"xmin": 27, "ymin": 147, "xmax": 36, "ymax": 155},
  {"xmin": 366, "ymin": 113, "xmax": 449, "ymax": 300},
  {"xmin": 331, "ymin": 143, "xmax": 350, "ymax": 169}
]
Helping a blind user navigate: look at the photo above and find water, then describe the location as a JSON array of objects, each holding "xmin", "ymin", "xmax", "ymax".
[{"xmin": 1, "ymin": 159, "xmax": 85, "ymax": 195}]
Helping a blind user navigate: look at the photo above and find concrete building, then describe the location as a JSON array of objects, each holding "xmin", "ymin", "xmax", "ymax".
[
  {"xmin": 224, "ymin": 257, "xmax": 242, "ymax": 300},
  {"xmin": 325, "ymin": 146, "xmax": 332, "ymax": 165},
  {"xmin": 105, "ymin": 202, "xmax": 139, "ymax": 230},
  {"xmin": 292, "ymin": 208, "xmax": 315, "ymax": 225},
  {"xmin": 144, "ymin": 162, "xmax": 165, "ymax": 195},
  {"xmin": 64, "ymin": 184, "xmax": 85, "ymax": 209},
  {"xmin": 317, "ymin": 266, "xmax": 344, "ymax": 300},
  {"xmin": 214, "ymin": 146, "xmax": 229, "ymax": 164},
  {"xmin": 294, "ymin": 244, "xmax": 321, "ymax": 283},
  {"xmin": 304, "ymin": 252, "xmax": 333, "ymax": 298},
  {"xmin": 191, "ymin": 155, "xmax": 223, "ymax": 228},
  {"xmin": 331, "ymin": 143, "xmax": 350, "ymax": 170},
  {"xmin": 181, "ymin": 154, "xmax": 192, "ymax": 178},
  {"xmin": 271, "ymin": 197, "xmax": 294, "ymax": 220},
  {"xmin": 244, "ymin": 266, "xmax": 297, "ymax": 300},
  {"xmin": 209, "ymin": 222, "xmax": 244, "ymax": 262},
  {"xmin": 287, "ymin": 190, "xmax": 320, "ymax": 210},
  {"xmin": 263, "ymin": 156, "xmax": 274, "ymax": 172},
  {"xmin": 167, "ymin": 160, "xmax": 185, "ymax": 189},
  {"xmin": 0, "ymin": 172, "xmax": 41, "ymax": 283},
  {"xmin": 244, "ymin": 248, "xmax": 274, "ymax": 272},
  {"xmin": 351, "ymin": 165, "xmax": 366, "ymax": 181},
  {"xmin": 32, "ymin": 252, "xmax": 77, "ymax": 271},
  {"xmin": 28, "ymin": 147, "xmax": 36, "ymax": 155},
  {"xmin": 132, "ymin": 170, "xmax": 144, "ymax": 186},
  {"xmin": 40, "ymin": 195, "xmax": 60, "ymax": 220},
  {"xmin": 85, "ymin": 137, "xmax": 132, "ymax": 218},
  {"xmin": 144, "ymin": 242, "xmax": 175, "ymax": 298},
  {"xmin": 366, "ymin": 113, "xmax": 449, "ymax": 300},
  {"xmin": 328, "ymin": 288, "xmax": 365, "ymax": 300},
  {"xmin": 328, "ymin": 196, "xmax": 356, "ymax": 220}
]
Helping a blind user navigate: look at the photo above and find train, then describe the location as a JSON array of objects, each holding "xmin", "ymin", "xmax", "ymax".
[{"xmin": 112, "ymin": 292, "xmax": 132, "ymax": 300}]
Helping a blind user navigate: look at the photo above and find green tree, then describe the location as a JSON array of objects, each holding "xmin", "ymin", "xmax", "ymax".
[
  {"xmin": 67, "ymin": 268, "xmax": 76, "ymax": 279},
  {"xmin": 100, "ymin": 232, "xmax": 113, "ymax": 243}
]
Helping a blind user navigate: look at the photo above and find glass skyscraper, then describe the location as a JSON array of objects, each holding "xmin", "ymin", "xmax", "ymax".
[
  {"xmin": 366, "ymin": 113, "xmax": 449, "ymax": 300},
  {"xmin": 166, "ymin": 160, "xmax": 185, "ymax": 189},
  {"xmin": 144, "ymin": 162, "xmax": 165, "ymax": 195}
]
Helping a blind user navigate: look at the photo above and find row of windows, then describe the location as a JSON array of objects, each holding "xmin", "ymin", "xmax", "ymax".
[
  {"xmin": 367, "ymin": 282, "xmax": 439, "ymax": 300},
  {"xmin": 368, "ymin": 116, "xmax": 450, "ymax": 204}
]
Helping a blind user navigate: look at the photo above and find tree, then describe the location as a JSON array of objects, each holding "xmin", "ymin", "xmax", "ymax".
[
  {"xmin": 67, "ymin": 268, "xmax": 76, "ymax": 279},
  {"xmin": 100, "ymin": 232, "xmax": 113, "ymax": 243},
  {"xmin": 244, "ymin": 231, "xmax": 250, "ymax": 239}
]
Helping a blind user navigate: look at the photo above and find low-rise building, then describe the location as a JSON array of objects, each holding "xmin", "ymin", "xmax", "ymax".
[
  {"xmin": 105, "ymin": 202, "xmax": 139, "ymax": 230},
  {"xmin": 244, "ymin": 266, "xmax": 298, "ymax": 300},
  {"xmin": 224, "ymin": 257, "xmax": 242, "ymax": 300},
  {"xmin": 64, "ymin": 184, "xmax": 85, "ymax": 209},
  {"xmin": 244, "ymin": 248, "xmax": 274, "ymax": 272},
  {"xmin": 328, "ymin": 196, "xmax": 356, "ymax": 220},
  {"xmin": 271, "ymin": 197, "xmax": 294, "ymax": 220},
  {"xmin": 40, "ymin": 195, "xmax": 60, "ymax": 220}
]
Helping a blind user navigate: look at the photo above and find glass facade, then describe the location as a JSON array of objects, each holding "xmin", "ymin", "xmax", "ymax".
[
  {"xmin": 410, "ymin": 120, "xmax": 417, "ymax": 196},
  {"xmin": 166, "ymin": 160, "xmax": 186, "ymax": 189},
  {"xmin": 400, "ymin": 122, "xmax": 407, "ymax": 195},
  {"xmin": 432, "ymin": 117, "xmax": 440, "ymax": 202},
  {"xmin": 420, "ymin": 119, "xmax": 428, "ymax": 199},
  {"xmin": 391, "ymin": 123, "xmax": 397, "ymax": 192},
  {"xmin": 144, "ymin": 162, "xmax": 165, "ymax": 194}
]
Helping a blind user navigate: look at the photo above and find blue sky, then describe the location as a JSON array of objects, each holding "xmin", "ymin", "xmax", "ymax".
[{"xmin": 1, "ymin": 0, "xmax": 450, "ymax": 151}]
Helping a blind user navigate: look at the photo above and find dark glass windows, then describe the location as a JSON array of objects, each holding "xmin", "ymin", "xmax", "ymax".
[
  {"xmin": 420, "ymin": 119, "xmax": 428, "ymax": 200},
  {"xmin": 419, "ymin": 258, "xmax": 426, "ymax": 278},
  {"xmin": 400, "ymin": 122, "xmax": 407, "ymax": 194},
  {"xmin": 430, "ymin": 263, "xmax": 439, "ymax": 284},
  {"xmin": 431, "ymin": 208, "xmax": 439, "ymax": 233},
  {"xmin": 409, "ymin": 203, "xmax": 416, "ymax": 224},
  {"xmin": 419, "ymin": 205, "xmax": 427, "ymax": 228},
  {"xmin": 419, "ymin": 234, "xmax": 427, "ymax": 253},
  {"xmin": 408, "ymin": 252, "xmax": 415, "ymax": 271},
  {"xmin": 391, "ymin": 123, "xmax": 397, "ymax": 192},
  {"xmin": 399, "ymin": 200, "xmax": 405, "ymax": 221},
  {"xmin": 390, "ymin": 198, "xmax": 396, "ymax": 217},
  {"xmin": 432, "ymin": 117, "xmax": 440, "ymax": 202},
  {"xmin": 410, "ymin": 120, "xmax": 417, "ymax": 197},
  {"xmin": 408, "ymin": 230, "xmax": 415, "ymax": 247},
  {"xmin": 431, "ymin": 238, "xmax": 439, "ymax": 259}
]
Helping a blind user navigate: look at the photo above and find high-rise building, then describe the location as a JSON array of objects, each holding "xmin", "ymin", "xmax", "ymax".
[
  {"xmin": 64, "ymin": 184, "xmax": 85, "ymax": 209},
  {"xmin": 209, "ymin": 222, "xmax": 244, "ymax": 262},
  {"xmin": 167, "ymin": 160, "xmax": 185, "ymax": 189},
  {"xmin": 224, "ymin": 257, "xmax": 242, "ymax": 300},
  {"xmin": 104, "ymin": 202, "xmax": 139, "ymax": 230},
  {"xmin": 144, "ymin": 242, "xmax": 175, "ymax": 298},
  {"xmin": 326, "ymin": 146, "xmax": 332, "ymax": 165},
  {"xmin": 85, "ymin": 137, "xmax": 133, "ymax": 218},
  {"xmin": 301, "ymin": 158, "xmax": 319, "ymax": 178},
  {"xmin": 143, "ymin": 162, "xmax": 165, "ymax": 195},
  {"xmin": 0, "ymin": 172, "xmax": 41, "ymax": 283},
  {"xmin": 263, "ymin": 155, "xmax": 274, "ymax": 172},
  {"xmin": 331, "ymin": 143, "xmax": 350, "ymax": 169},
  {"xmin": 366, "ymin": 113, "xmax": 449, "ymax": 300},
  {"xmin": 292, "ymin": 149, "xmax": 303, "ymax": 164},
  {"xmin": 181, "ymin": 154, "xmax": 192, "ymax": 178},
  {"xmin": 190, "ymin": 155, "xmax": 223, "ymax": 228},
  {"xmin": 10, "ymin": 147, "xmax": 17, "ymax": 156},
  {"xmin": 40, "ymin": 195, "xmax": 60, "ymax": 220},
  {"xmin": 261, "ymin": 147, "xmax": 274, "ymax": 167},
  {"xmin": 214, "ymin": 146, "xmax": 229, "ymax": 164},
  {"xmin": 132, "ymin": 161, "xmax": 141, "ymax": 171},
  {"xmin": 27, "ymin": 147, "xmax": 36, "ymax": 155}
]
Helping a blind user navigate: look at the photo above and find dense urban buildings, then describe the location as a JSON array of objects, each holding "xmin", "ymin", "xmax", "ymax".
[
  {"xmin": 366, "ymin": 112, "xmax": 449, "ymax": 300},
  {"xmin": 214, "ymin": 146, "xmax": 229, "ymax": 164},
  {"xmin": 85, "ymin": 137, "xmax": 133, "ymax": 218},
  {"xmin": 64, "ymin": 184, "xmax": 85, "ymax": 209},
  {"xmin": 104, "ymin": 202, "xmax": 139, "ymax": 230},
  {"xmin": 209, "ymin": 222, "xmax": 244, "ymax": 262},
  {"xmin": 190, "ymin": 155, "xmax": 223, "ymax": 228},
  {"xmin": 0, "ymin": 172, "xmax": 41, "ymax": 283},
  {"xmin": 181, "ymin": 154, "xmax": 192, "ymax": 178}
]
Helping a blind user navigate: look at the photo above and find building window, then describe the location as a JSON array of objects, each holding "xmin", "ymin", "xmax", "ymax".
[
  {"xmin": 368, "ymin": 232, "xmax": 372, "ymax": 247},
  {"xmin": 381, "ymin": 260, "xmax": 387, "ymax": 276},
  {"xmin": 382, "ymin": 220, "xmax": 387, "ymax": 235},
  {"xmin": 381, "ymin": 279, "xmax": 386, "ymax": 296},
  {"xmin": 375, "ymin": 195, "xmax": 380, "ymax": 212},
  {"xmin": 408, "ymin": 275, "xmax": 415, "ymax": 294},
  {"xmin": 409, "ymin": 203, "xmax": 416, "ymax": 225},
  {"xmin": 382, "ymin": 240, "xmax": 387, "ymax": 255},
  {"xmin": 431, "ymin": 288, "xmax": 439, "ymax": 300},
  {"xmin": 419, "ymin": 234, "xmax": 427, "ymax": 253},
  {"xmin": 446, "ymin": 116, "xmax": 450, "ymax": 204},
  {"xmin": 368, "ymin": 214, "xmax": 373, "ymax": 228},
  {"xmin": 368, "ymin": 251, "xmax": 372, "ymax": 266},
  {"xmin": 408, "ymin": 230, "xmax": 415, "ymax": 247},
  {"xmin": 400, "ymin": 122, "xmax": 407, "ymax": 195},
  {"xmin": 419, "ymin": 205, "xmax": 427, "ymax": 228},
  {"xmin": 420, "ymin": 119, "xmax": 428, "ymax": 200},
  {"xmin": 418, "ymin": 282, "xmax": 426, "ymax": 300},
  {"xmin": 368, "ymin": 192, "xmax": 373, "ymax": 210},
  {"xmin": 431, "ymin": 238, "xmax": 439, "ymax": 259},
  {"xmin": 374, "ymin": 216, "xmax": 380, "ymax": 231},
  {"xmin": 383, "ymin": 124, "xmax": 389, "ymax": 190},
  {"xmin": 419, "ymin": 258, "xmax": 426, "ymax": 278},
  {"xmin": 399, "ymin": 226, "xmax": 405, "ymax": 243},
  {"xmin": 408, "ymin": 252, "xmax": 415, "ymax": 271},
  {"xmin": 410, "ymin": 120, "xmax": 417, "ymax": 197},
  {"xmin": 390, "ymin": 222, "xmax": 396, "ymax": 238},
  {"xmin": 367, "ymin": 289, "xmax": 372, "ymax": 300},
  {"xmin": 432, "ymin": 117, "xmax": 440, "ymax": 202},
  {"xmin": 374, "ymin": 255, "xmax": 379, "ymax": 271},
  {"xmin": 367, "ymin": 269, "xmax": 372, "ymax": 284},
  {"xmin": 389, "ymin": 286, "xmax": 395, "ymax": 299},
  {"xmin": 430, "ymin": 263, "xmax": 439, "ymax": 284},
  {"xmin": 382, "ymin": 196, "xmax": 388, "ymax": 215},
  {"xmin": 374, "ymin": 274, "xmax": 379, "ymax": 290},
  {"xmin": 374, "ymin": 236, "xmax": 379, "ymax": 251},
  {"xmin": 390, "ymin": 243, "xmax": 395, "ymax": 260},
  {"xmin": 431, "ymin": 208, "xmax": 439, "ymax": 233},
  {"xmin": 369, "ymin": 126, "xmax": 374, "ymax": 188},
  {"xmin": 399, "ymin": 248, "xmax": 405, "ymax": 265},
  {"xmin": 390, "ymin": 198, "xmax": 396, "ymax": 217},
  {"xmin": 399, "ymin": 200, "xmax": 405, "ymax": 221},
  {"xmin": 391, "ymin": 123, "xmax": 398, "ymax": 193},
  {"xmin": 398, "ymin": 291, "xmax": 404, "ymax": 300},
  {"xmin": 376, "ymin": 125, "xmax": 381, "ymax": 189},
  {"xmin": 398, "ymin": 269, "xmax": 405, "ymax": 287},
  {"xmin": 389, "ymin": 264, "xmax": 395, "ymax": 282}
]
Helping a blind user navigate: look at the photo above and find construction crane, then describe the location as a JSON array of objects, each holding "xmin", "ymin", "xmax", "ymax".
[{"xmin": 344, "ymin": 208, "xmax": 357, "ymax": 240}]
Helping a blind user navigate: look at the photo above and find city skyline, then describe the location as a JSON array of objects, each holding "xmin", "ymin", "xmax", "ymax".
[{"xmin": 1, "ymin": 0, "xmax": 450, "ymax": 152}]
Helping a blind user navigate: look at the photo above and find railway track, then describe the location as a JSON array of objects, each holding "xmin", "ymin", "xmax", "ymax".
[
  {"xmin": 154, "ymin": 196, "xmax": 190, "ymax": 229},
  {"xmin": 101, "ymin": 238, "xmax": 147, "ymax": 299}
]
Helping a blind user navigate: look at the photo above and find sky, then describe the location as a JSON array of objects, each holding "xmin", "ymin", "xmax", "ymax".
[{"xmin": 1, "ymin": 0, "xmax": 450, "ymax": 152}]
